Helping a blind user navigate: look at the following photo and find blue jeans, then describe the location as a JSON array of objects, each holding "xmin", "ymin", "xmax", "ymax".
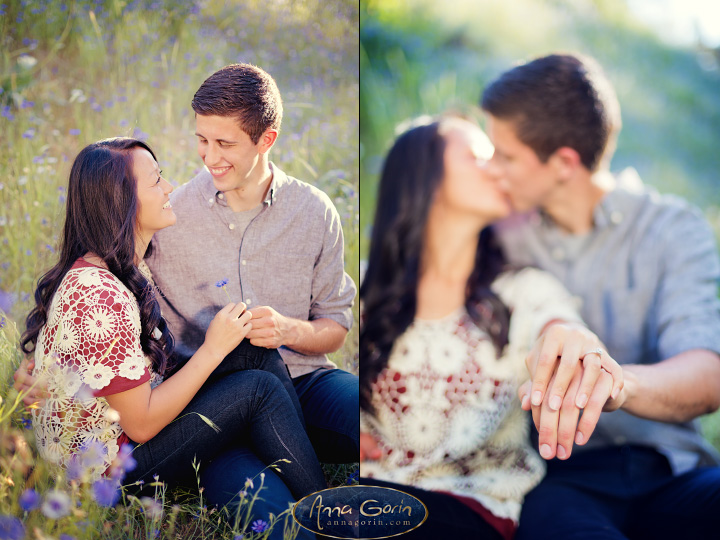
[
  {"xmin": 293, "ymin": 367, "xmax": 359, "ymax": 463},
  {"xmin": 200, "ymin": 367, "xmax": 359, "ymax": 537},
  {"xmin": 515, "ymin": 445, "xmax": 720, "ymax": 540},
  {"xmin": 124, "ymin": 369, "xmax": 327, "ymax": 530}
]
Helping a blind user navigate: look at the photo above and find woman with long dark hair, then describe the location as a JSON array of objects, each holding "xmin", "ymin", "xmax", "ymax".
[
  {"xmin": 360, "ymin": 116, "xmax": 622, "ymax": 539},
  {"xmin": 16, "ymin": 138, "xmax": 325, "ymax": 534}
]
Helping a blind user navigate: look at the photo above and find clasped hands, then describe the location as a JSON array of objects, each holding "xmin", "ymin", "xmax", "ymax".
[{"xmin": 519, "ymin": 322, "xmax": 626, "ymax": 460}]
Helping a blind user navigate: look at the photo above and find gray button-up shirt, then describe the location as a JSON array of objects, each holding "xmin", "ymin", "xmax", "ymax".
[
  {"xmin": 494, "ymin": 169, "xmax": 720, "ymax": 473},
  {"xmin": 146, "ymin": 163, "xmax": 356, "ymax": 378}
]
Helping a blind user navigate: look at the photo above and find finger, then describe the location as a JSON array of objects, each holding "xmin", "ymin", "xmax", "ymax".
[
  {"xmin": 524, "ymin": 338, "xmax": 543, "ymax": 376},
  {"xmin": 219, "ymin": 302, "xmax": 236, "ymax": 315},
  {"xmin": 248, "ymin": 337, "xmax": 276, "ymax": 348},
  {"xmin": 546, "ymin": 335, "xmax": 584, "ymax": 411},
  {"xmin": 237, "ymin": 310, "xmax": 252, "ymax": 325},
  {"xmin": 575, "ymin": 370, "xmax": 613, "ymax": 446},
  {"xmin": 518, "ymin": 380, "xmax": 532, "ymax": 411},
  {"xmin": 556, "ymin": 370, "xmax": 582, "ymax": 460},
  {"xmin": 530, "ymin": 335, "xmax": 562, "ymax": 407},
  {"xmin": 228, "ymin": 302, "xmax": 247, "ymax": 319},
  {"xmin": 536, "ymin": 374, "xmax": 560, "ymax": 460},
  {"xmin": 600, "ymin": 354, "xmax": 624, "ymax": 400},
  {"xmin": 248, "ymin": 306, "xmax": 270, "ymax": 318},
  {"xmin": 575, "ymin": 352, "xmax": 602, "ymax": 409}
]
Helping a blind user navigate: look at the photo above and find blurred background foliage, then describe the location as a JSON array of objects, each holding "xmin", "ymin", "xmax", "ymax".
[
  {"xmin": 0, "ymin": 0, "xmax": 358, "ymax": 537},
  {"xmin": 359, "ymin": 0, "xmax": 720, "ymax": 449}
]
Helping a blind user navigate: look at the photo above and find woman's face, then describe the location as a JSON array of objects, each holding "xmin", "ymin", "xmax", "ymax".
[
  {"xmin": 134, "ymin": 147, "xmax": 176, "ymax": 240},
  {"xmin": 435, "ymin": 120, "xmax": 512, "ymax": 222}
]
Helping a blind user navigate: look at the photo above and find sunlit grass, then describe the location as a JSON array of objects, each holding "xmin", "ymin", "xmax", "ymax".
[{"xmin": 1, "ymin": 0, "xmax": 358, "ymax": 537}]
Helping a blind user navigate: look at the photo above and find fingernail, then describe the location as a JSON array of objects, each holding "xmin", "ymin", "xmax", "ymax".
[
  {"xmin": 611, "ymin": 387, "xmax": 619, "ymax": 399},
  {"xmin": 575, "ymin": 431, "xmax": 584, "ymax": 445},
  {"xmin": 539, "ymin": 444, "xmax": 552, "ymax": 459},
  {"xmin": 521, "ymin": 394, "xmax": 530, "ymax": 409},
  {"xmin": 532, "ymin": 391, "xmax": 543, "ymax": 406},
  {"xmin": 576, "ymin": 394, "xmax": 588, "ymax": 408},
  {"xmin": 557, "ymin": 445, "xmax": 567, "ymax": 459},
  {"xmin": 549, "ymin": 395, "xmax": 562, "ymax": 411}
]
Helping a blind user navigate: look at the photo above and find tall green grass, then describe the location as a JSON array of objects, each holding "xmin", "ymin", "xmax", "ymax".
[
  {"xmin": 0, "ymin": 0, "xmax": 358, "ymax": 537},
  {"xmin": 360, "ymin": 0, "xmax": 720, "ymax": 450}
]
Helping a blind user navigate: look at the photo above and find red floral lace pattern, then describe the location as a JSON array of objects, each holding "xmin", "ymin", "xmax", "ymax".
[{"xmin": 31, "ymin": 263, "xmax": 158, "ymax": 480}]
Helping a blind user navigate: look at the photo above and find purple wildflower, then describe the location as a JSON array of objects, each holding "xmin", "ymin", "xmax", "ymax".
[
  {"xmin": 0, "ymin": 316, "xmax": 5, "ymax": 328},
  {"xmin": 92, "ymin": 479, "xmax": 120, "ymax": 507},
  {"xmin": 66, "ymin": 455, "xmax": 83, "ymax": 481},
  {"xmin": 109, "ymin": 443, "xmax": 137, "ymax": 480},
  {"xmin": 215, "ymin": 278, "xmax": 229, "ymax": 288},
  {"xmin": 18, "ymin": 488, "xmax": 41, "ymax": 511},
  {"xmin": 0, "ymin": 515, "xmax": 24, "ymax": 540},
  {"xmin": 21, "ymin": 417, "xmax": 32, "ymax": 429},
  {"xmin": 251, "ymin": 519, "xmax": 269, "ymax": 533},
  {"xmin": 60, "ymin": 535, "xmax": 76, "ymax": 540},
  {"xmin": 22, "ymin": 129, "xmax": 35, "ymax": 139},
  {"xmin": 41, "ymin": 490, "xmax": 71, "ymax": 519},
  {"xmin": 68, "ymin": 128, "xmax": 81, "ymax": 136}
]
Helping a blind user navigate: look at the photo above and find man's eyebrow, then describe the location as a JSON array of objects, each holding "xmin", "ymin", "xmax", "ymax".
[{"xmin": 194, "ymin": 133, "xmax": 238, "ymax": 144}]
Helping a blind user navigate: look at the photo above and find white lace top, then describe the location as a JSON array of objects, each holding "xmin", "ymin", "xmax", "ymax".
[
  {"xmin": 31, "ymin": 260, "xmax": 162, "ymax": 480},
  {"xmin": 361, "ymin": 268, "xmax": 583, "ymax": 523}
]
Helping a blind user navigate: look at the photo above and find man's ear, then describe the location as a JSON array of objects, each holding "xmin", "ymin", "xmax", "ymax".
[
  {"xmin": 258, "ymin": 129, "xmax": 278, "ymax": 154},
  {"xmin": 549, "ymin": 146, "xmax": 582, "ymax": 183}
]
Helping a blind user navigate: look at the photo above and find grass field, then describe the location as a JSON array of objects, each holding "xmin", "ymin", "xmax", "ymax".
[
  {"xmin": 0, "ymin": 0, "xmax": 358, "ymax": 538},
  {"xmin": 360, "ymin": 0, "xmax": 720, "ymax": 451}
]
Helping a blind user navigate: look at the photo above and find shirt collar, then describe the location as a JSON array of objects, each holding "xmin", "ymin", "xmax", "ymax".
[{"xmin": 196, "ymin": 162, "xmax": 286, "ymax": 208}]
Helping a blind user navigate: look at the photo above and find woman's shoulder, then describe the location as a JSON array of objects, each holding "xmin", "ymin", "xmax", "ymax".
[{"xmin": 59, "ymin": 259, "xmax": 136, "ymax": 305}]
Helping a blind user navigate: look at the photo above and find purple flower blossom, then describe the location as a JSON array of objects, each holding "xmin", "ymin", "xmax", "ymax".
[
  {"xmin": 0, "ymin": 515, "xmax": 24, "ymax": 540},
  {"xmin": 66, "ymin": 455, "xmax": 83, "ymax": 481},
  {"xmin": 21, "ymin": 417, "xmax": 32, "ymax": 429},
  {"xmin": 69, "ymin": 129, "xmax": 81, "ymax": 136},
  {"xmin": 92, "ymin": 479, "xmax": 120, "ymax": 507},
  {"xmin": 109, "ymin": 443, "xmax": 137, "ymax": 480},
  {"xmin": 60, "ymin": 535, "xmax": 76, "ymax": 540},
  {"xmin": 22, "ymin": 129, "xmax": 35, "ymax": 139},
  {"xmin": 215, "ymin": 278, "xmax": 229, "ymax": 288},
  {"xmin": 18, "ymin": 488, "xmax": 40, "ymax": 511},
  {"xmin": 42, "ymin": 490, "xmax": 71, "ymax": 519},
  {"xmin": 0, "ymin": 316, "xmax": 5, "ymax": 329},
  {"xmin": 20, "ymin": 100, "xmax": 34, "ymax": 109},
  {"xmin": 251, "ymin": 519, "xmax": 269, "ymax": 533}
]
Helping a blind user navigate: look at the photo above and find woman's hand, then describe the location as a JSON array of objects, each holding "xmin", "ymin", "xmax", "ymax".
[
  {"xmin": 202, "ymin": 302, "xmax": 253, "ymax": 361},
  {"xmin": 360, "ymin": 431, "xmax": 382, "ymax": 462},
  {"xmin": 12, "ymin": 357, "xmax": 46, "ymax": 407},
  {"xmin": 518, "ymin": 348, "xmax": 627, "ymax": 460}
]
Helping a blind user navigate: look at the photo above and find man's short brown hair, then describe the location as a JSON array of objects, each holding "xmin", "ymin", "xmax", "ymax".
[{"xmin": 191, "ymin": 63, "xmax": 283, "ymax": 144}]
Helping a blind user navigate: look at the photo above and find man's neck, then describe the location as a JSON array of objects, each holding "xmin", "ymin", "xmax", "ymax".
[
  {"xmin": 542, "ymin": 171, "xmax": 611, "ymax": 234},
  {"xmin": 225, "ymin": 162, "xmax": 273, "ymax": 212}
]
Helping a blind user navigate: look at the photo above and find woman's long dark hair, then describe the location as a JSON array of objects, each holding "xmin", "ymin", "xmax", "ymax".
[
  {"xmin": 360, "ymin": 117, "xmax": 510, "ymax": 412},
  {"xmin": 21, "ymin": 138, "xmax": 175, "ymax": 376}
]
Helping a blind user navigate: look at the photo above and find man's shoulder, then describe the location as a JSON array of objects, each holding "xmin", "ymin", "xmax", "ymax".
[
  {"xmin": 169, "ymin": 170, "xmax": 208, "ymax": 208},
  {"xmin": 274, "ymin": 168, "xmax": 337, "ymax": 215}
]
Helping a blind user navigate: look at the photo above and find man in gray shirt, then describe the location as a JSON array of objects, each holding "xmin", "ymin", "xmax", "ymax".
[
  {"xmin": 482, "ymin": 54, "xmax": 720, "ymax": 539},
  {"xmin": 146, "ymin": 64, "xmax": 357, "ymax": 526}
]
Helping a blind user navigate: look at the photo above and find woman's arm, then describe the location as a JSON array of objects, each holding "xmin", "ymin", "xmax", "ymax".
[{"xmin": 106, "ymin": 302, "xmax": 252, "ymax": 443}]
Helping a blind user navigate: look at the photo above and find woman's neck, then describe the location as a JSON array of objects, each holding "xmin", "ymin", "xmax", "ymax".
[{"xmin": 416, "ymin": 205, "xmax": 486, "ymax": 319}]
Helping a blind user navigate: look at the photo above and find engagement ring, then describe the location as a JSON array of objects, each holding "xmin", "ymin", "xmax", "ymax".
[{"xmin": 583, "ymin": 348, "xmax": 604, "ymax": 359}]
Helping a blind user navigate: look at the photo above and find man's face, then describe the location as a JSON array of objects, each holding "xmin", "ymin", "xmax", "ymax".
[
  {"xmin": 485, "ymin": 115, "xmax": 561, "ymax": 212},
  {"xmin": 195, "ymin": 114, "xmax": 263, "ymax": 192}
]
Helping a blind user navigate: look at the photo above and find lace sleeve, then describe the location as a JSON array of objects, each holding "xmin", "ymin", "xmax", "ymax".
[
  {"xmin": 43, "ymin": 267, "xmax": 151, "ymax": 397},
  {"xmin": 494, "ymin": 267, "xmax": 584, "ymax": 352}
]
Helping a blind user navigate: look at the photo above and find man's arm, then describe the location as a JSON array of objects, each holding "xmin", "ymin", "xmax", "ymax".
[
  {"xmin": 246, "ymin": 307, "xmax": 348, "ymax": 354},
  {"xmin": 620, "ymin": 349, "xmax": 720, "ymax": 422}
]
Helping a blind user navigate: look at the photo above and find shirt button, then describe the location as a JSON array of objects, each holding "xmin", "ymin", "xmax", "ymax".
[
  {"xmin": 229, "ymin": 223, "xmax": 235, "ymax": 230},
  {"xmin": 551, "ymin": 247, "xmax": 565, "ymax": 261},
  {"xmin": 208, "ymin": 198, "xmax": 214, "ymax": 204},
  {"xmin": 241, "ymin": 260, "xmax": 247, "ymax": 265},
  {"xmin": 245, "ymin": 299, "xmax": 252, "ymax": 305},
  {"xmin": 218, "ymin": 193, "xmax": 224, "ymax": 199},
  {"xmin": 610, "ymin": 211, "xmax": 623, "ymax": 224}
]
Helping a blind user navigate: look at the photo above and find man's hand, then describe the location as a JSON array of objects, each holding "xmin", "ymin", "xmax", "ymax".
[
  {"xmin": 246, "ymin": 306, "xmax": 294, "ymax": 349},
  {"xmin": 360, "ymin": 431, "xmax": 382, "ymax": 462},
  {"xmin": 13, "ymin": 357, "xmax": 46, "ymax": 407},
  {"xmin": 526, "ymin": 322, "xmax": 623, "ymax": 411}
]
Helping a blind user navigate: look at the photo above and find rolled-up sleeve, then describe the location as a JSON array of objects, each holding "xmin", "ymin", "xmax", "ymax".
[
  {"xmin": 655, "ymin": 206, "xmax": 720, "ymax": 359},
  {"xmin": 309, "ymin": 193, "xmax": 357, "ymax": 330}
]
